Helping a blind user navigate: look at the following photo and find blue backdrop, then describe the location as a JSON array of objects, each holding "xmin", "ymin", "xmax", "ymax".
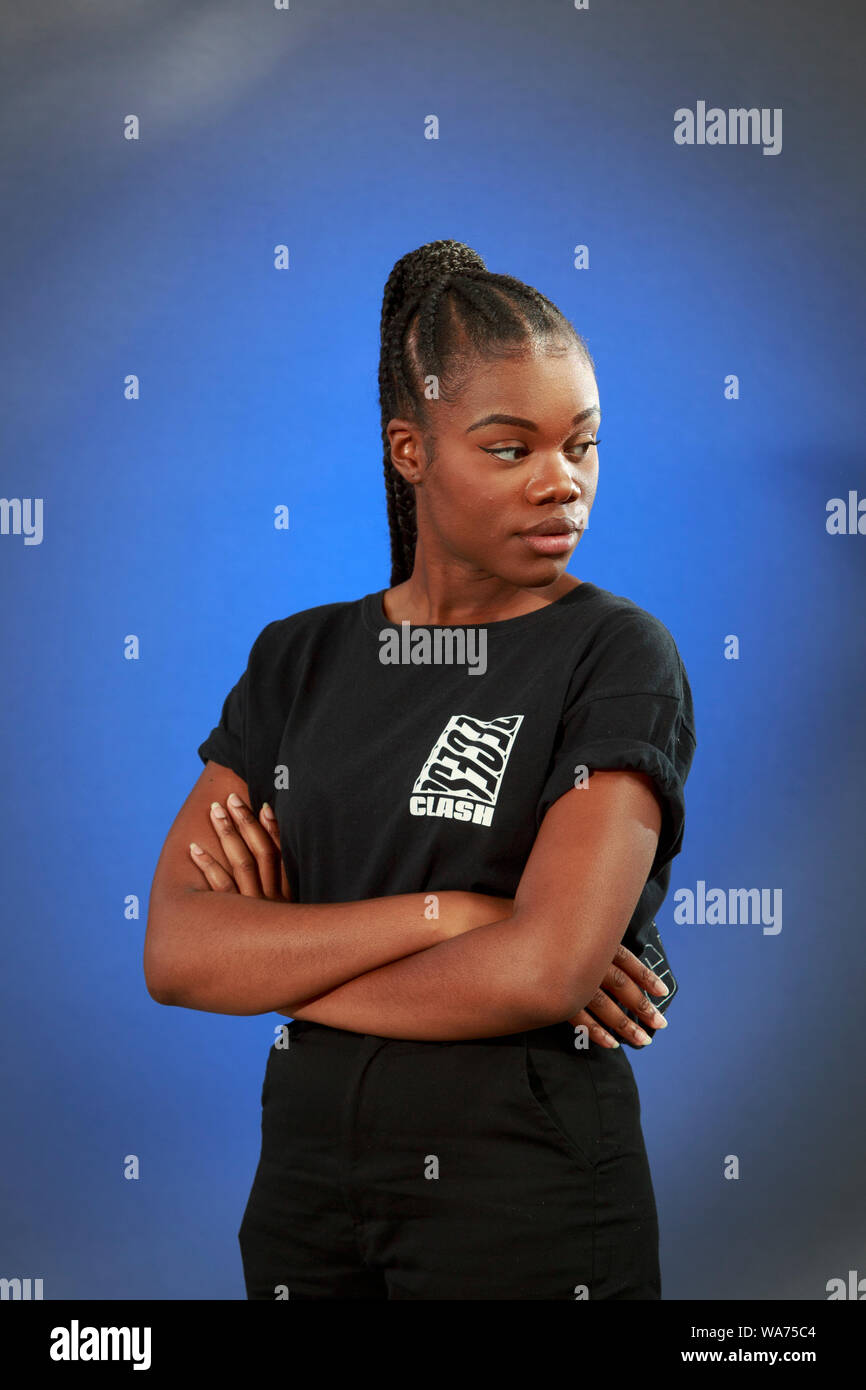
[{"xmin": 2, "ymin": 0, "xmax": 864, "ymax": 1300}]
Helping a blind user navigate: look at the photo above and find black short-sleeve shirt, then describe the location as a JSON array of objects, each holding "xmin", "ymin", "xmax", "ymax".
[{"xmin": 197, "ymin": 580, "xmax": 697, "ymax": 964}]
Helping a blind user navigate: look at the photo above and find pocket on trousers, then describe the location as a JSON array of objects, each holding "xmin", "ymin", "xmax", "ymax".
[{"xmin": 517, "ymin": 1032, "xmax": 602, "ymax": 1171}]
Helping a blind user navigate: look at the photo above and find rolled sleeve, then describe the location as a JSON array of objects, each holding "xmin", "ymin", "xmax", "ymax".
[
  {"xmin": 535, "ymin": 610, "xmax": 697, "ymax": 882},
  {"xmin": 197, "ymin": 666, "xmax": 249, "ymax": 784},
  {"xmin": 536, "ymin": 694, "xmax": 694, "ymax": 880}
]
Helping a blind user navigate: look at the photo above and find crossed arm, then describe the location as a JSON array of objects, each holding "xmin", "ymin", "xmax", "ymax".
[{"xmin": 143, "ymin": 760, "xmax": 669, "ymax": 1043}]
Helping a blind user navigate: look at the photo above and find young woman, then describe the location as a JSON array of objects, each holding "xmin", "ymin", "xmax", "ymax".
[{"xmin": 144, "ymin": 239, "xmax": 696, "ymax": 1300}]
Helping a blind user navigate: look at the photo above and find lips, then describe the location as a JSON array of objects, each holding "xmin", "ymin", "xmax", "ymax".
[{"xmin": 519, "ymin": 516, "xmax": 581, "ymax": 536}]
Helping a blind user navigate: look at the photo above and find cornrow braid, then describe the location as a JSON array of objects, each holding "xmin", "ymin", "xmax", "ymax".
[{"xmin": 378, "ymin": 239, "xmax": 595, "ymax": 587}]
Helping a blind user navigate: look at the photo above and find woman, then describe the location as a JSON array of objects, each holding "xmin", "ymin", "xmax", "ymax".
[{"xmin": 144, "ymin": 239, "xmax": 696, "ymax": 1300}]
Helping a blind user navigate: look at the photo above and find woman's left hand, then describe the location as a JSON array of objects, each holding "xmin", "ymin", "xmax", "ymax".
[
  {"xmin": 567, "ymin": 943, "xmax": 669, "ymax": 1048},
  {"xmin": 188, "ymin": 792, "xmax": 291, "ymax": 901}
]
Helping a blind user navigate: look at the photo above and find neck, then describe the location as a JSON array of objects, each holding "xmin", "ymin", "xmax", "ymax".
[{"xmin": 386, "ymin": 537, "xmax": 580, "ymax": 625}]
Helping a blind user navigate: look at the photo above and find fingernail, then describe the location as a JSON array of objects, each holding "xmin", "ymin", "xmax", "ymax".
[
  {"xmin": 651, "ymin": 980, "xmax": 669, "ymax": 995},
  {"xmin": 635, "ymin": 1029, "xmax": 652, "ymax": 1045},
  {"xmin": 262, "ymin": 802, "xmax": 276, "ymax": 820},
  {"xmin": 210, "ymin": 801, "xmax": 227, "ymax": 818},
  {"xmin": 190, "ymin": 842, "xmax": 203, "ymax": 854},
  {"xmin": 227, "ymin": 792, "xmax": 243, "ymax": 807},
  {"xmin": 653, "ymin": 1013, "xmax": 668, "ymax": 1028}
]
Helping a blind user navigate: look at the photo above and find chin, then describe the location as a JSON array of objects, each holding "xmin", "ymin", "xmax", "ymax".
[
  {"xmin": 522, "ymin": 552, "xmax": 573, "ymax": 578},
  {"xmin": 478, "ymin": 545, "xmax": 572, "ymax": 587}
]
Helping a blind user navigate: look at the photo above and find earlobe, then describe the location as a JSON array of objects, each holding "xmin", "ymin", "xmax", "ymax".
[
  {"xmin": 386, "ymin": 426, "xmax": 422, "ymax": 486},
  {"xmin": 389, "ymin": 458, "xmax": 420, "ymax": 490}
]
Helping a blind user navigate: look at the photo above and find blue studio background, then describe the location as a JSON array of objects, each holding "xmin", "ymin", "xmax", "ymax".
[{"xmin": 2, "ymin": 0, "xmax": 864, "ymax": 1300}]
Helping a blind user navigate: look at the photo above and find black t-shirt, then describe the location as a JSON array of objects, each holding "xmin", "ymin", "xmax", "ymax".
[{"xmin": 196, "ymin": 579, "xmax": 697, "ymax": 964}]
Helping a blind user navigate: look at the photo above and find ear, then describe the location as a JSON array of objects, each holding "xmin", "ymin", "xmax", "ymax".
[{"xmin": 386, "ymin": 418, "xmax": 427, "ymax": 487}]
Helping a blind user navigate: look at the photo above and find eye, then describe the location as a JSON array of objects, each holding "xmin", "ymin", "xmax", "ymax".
[
  {"xmin": 571, "ymin": 438, "xmax": 600, "ymax": 458},
  {"xmin": 481, "ymin": 438, "xmax": 600, "ymax": 463},
  {"xmin": 481, "ymin": 445, "xmax": 527, "ymax": 463}
]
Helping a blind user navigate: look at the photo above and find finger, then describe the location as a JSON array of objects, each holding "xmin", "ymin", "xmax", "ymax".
[
  {"xmin": 189, "ymin": 842, "xmax": 238, "ymax": 893},
  {"xmin": 259, "ymin": 803, "xmax": 292, "ymax": 901},
  {"xmin": 566, "ymin": 1008, "xmax": 621, "ymax": 1049},
  {"xmin": 279, "ymin": 859, "xmax": 292, "ymax": 901},
  {"xmin": 208, "ymin": 800, "xmax": 269, "ymax": 898},
  {"xmin": 612, "ymin": 942, "xmax": 670, "ymax": 998},
  {"xmin": 259, "ymin": 802, "xmax": 281, "ymax": 852},
  {"xmin": 223, "ymin": 793, "xmax": 284, "ymax": 898},
  {"xmin": 582, "ymin": 986, "xmax": 659, "ymax": 1047},
  {"xmin": 601, "ymin": 957, "xmax": 668, "ymax": 1031},
  {"xmin": 222, "ymin": 793, "xmax": 284, "ymax": 899}
]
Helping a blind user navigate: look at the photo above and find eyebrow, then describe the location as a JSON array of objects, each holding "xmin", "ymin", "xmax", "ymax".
[{"xmin": 465, "ymin": 406, "xmax": 601, "ymax": 434}]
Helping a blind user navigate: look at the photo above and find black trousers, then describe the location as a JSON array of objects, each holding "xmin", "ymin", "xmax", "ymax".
[{"xmin": 238, "ymin": 1018, "xmax": 660, "ymax": 1300}]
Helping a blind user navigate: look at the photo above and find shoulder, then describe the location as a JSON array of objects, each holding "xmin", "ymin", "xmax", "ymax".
[
  {"xmin": 244, "ymin": 594, "xmax": 366, "ymax": 667},
  {"xmin": 594, "ymin": 586, "xmax": 684, "ymax": 676},
  {"xmin": 560, "ymin": 582, "xmax": 691, "ymax": 708}
]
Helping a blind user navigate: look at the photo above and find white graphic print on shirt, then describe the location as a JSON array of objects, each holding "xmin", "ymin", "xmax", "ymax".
[{"xmin": 409, "ymin": 714, "xmax": 524, "ymax": 828}]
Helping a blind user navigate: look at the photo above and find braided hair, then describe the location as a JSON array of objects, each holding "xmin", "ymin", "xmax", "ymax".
[{"xmin": 378, "ymin": 239, "xmax": 595, "ymax": 587}]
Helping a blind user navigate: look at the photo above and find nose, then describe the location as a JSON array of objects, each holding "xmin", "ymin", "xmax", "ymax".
[{"xmin": 526, "ymin": 454, "xmax": 582, "ymax": 504}]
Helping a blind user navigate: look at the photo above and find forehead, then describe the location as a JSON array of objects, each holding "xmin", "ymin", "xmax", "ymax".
[{"xmin": 452, "ymin": 346, "xmax": 598, "ymax": 421}]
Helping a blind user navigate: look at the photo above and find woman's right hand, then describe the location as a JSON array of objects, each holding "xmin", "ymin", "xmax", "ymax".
[
  {"xmin": 567, "ymin": 944, "xmax": 669, "ymax": 1048},
  {"xmin": 446, "ymin": 897, "xmax": 668, "ymax": 1048}
]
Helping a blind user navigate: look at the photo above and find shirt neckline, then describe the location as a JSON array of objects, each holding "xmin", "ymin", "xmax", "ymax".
[{"xmin": 360, "ymin": 579, "xmax": 599, "ymax": 636}]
